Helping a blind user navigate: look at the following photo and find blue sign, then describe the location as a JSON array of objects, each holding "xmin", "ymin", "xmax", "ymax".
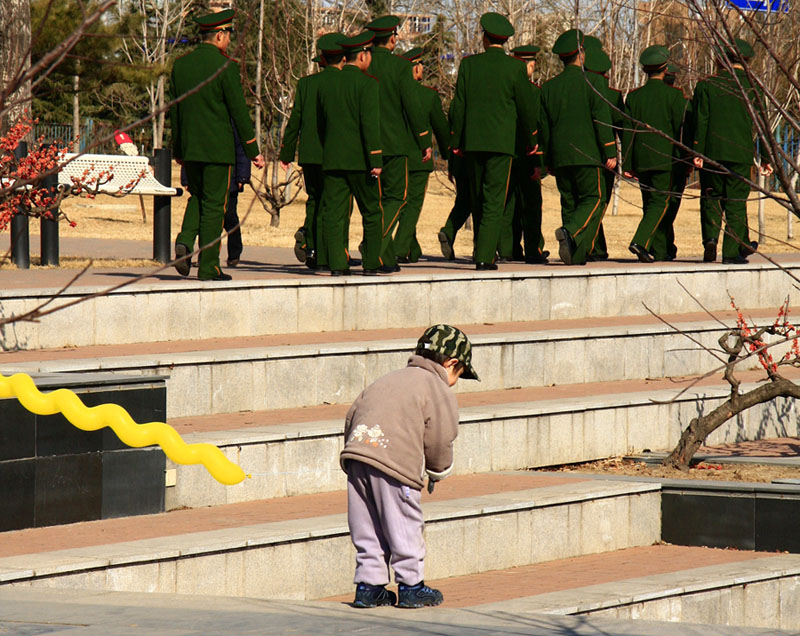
[{"xmin": 727, "ymin": 0, "xmax": 789, "ymax": 11}]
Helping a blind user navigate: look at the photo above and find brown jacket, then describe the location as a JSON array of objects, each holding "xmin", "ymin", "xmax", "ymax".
[{"xmin": 340, "ymin": 355, "xmax": 460, "ymax": 490}]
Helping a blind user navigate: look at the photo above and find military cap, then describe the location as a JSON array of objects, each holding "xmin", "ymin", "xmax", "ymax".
[
  {"xmin": 735, "ymin": 37, "xmax": 755, "ymax": 60},
  {"xmin": 585, "ymin": 45, "xmax": 611, "ymax": 73},
  {"xmin": 511, "ymin": 44, "xmax": 541, "ymax": 59},
  {"xmin": 415, "ymin": 324, "xmax": 480, "ymax": 381},
  {"xmin": 193, "ymin": 9, "xmax": 234, "ymax": 31},
  {"xmin": 312, "ymin": 54, "xmax": 321, "ymax": 63},
  {"xmin": 552, "ymin": 29, "xmax": 584, "ymax": 57},
  {"xmin": 399, "ymin": 47, "xmax": 424, "ymax": 62},
  {"xmin": 317, "ymin": 32, "xmax": 345, "ymax": 54},
  {"xmin": 583, "ymin": 35, "xmax": 603, "ymax": 50},
  {"xmin": 666, "ymin": 62, "xmax": 679, "ymax": 74},
  {"xmin": 639, "ymin": 44, "xmax": 669, "ymax": 69},
  {"xmin": 480, "ymin": 12, "xmax": 514, "ymax": 40},
  {"xmin": 342, "ymin": 31, "xmax": 374, "ymax": 54},
  {"xmin": 366, "ymin": 15, "xmax": 401, "ymax": 33}
]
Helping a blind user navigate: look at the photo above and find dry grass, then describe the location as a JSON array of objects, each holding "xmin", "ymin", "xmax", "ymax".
[{"xmin": 48, "ymin": 163, "xmax": 800, "ymax": 262}]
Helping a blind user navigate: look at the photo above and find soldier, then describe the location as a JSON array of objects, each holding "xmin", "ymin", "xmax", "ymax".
[
  {"xmin": 693, "ymin": 39, "xmax": 772, "ymax": 264},
  {"xmin": 365, "ymin": 15, "xmax": 432, "ymax": 273},
  {"xmin": 316, "ymin": 31, "xmax": 384, "ymax": 276},
  {"xmin": 582, "ymin": 35, "xmax": 624, "ymax": 262},
  {"xmin": 169, "ymin": 9, "xmax": 265, "ymax": 281},
  {"xmin": 499, "ymin": 44, "xmax": 547, "ymax": 264},
  {"xmin": 393, "ymin": 48, "xmax": 450, "ymax": 264},
  {"xmin": 540, "ymin": 29, "xmax": 616, "ymax": 266},
  {"xmin": 449, "ymin": 12, "xmax": 538, "ymax": 270},
  {"xmin": 279, "ymin": 33, "xmax": 346, "ymax": 270},
  {"xmin": 622, "ymin": 45, "xmax": 690, "ymax": 262},
  {"xmin": 436, "ymin": 152, "xmax": 472, "ymax": 261}
]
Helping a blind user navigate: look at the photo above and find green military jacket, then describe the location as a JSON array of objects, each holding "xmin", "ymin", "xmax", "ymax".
[
  {"xmin": 515, "ymin": 80, "xmax": 542, "ymax": 168},
  {"xmin": 367, "ymin": 47, "xmax": 431, "ymax": 157},
  {"xmin": 593, "ymin": 73, "xmax": 626, "ymax": 135},
  {"xmin": 540, "ymin": 64, "xmax": 616, "ymax": 169},
  {"xmin": 317, "ymin": 64, "xmax": 382, "ymax": 171},
  {"xmin": 169, "ymin": 43, "xmax": 259, "ymax": 164},
  {"xmin": 693, "ymin": 68, "xmax": 767, "ymax": 164},
  {"xmin": 449, "ymin": 47, "xmax": 538, "ymax": 155},
  {"xmin": 408, "ymin": 85, "xmax": 450, "ymax": 172},
  {"xmin": 279, "ymin": 67, "xmax": 339, "ymax": 165},
  {"xmin": 622, "ymin": 78, "xmax": 688, "ymax": 173}
]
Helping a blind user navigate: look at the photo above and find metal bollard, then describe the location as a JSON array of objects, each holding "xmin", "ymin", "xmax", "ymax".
[
  {"xmin": 40, "ymin": 148, "xmax": 59, "ymax": 267},
  {"xmin": 153, "ymin": 148, "xmax": 172, "ymax": 263},
  {"xmin": 10, "ymin": 142, "xmax": 30, "ymax": 269}
]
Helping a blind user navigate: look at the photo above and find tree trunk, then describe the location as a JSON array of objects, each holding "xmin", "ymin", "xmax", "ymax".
[
  {"xmin": 0, "ymin": 0, "xmax": 32, "ymax": 132},
  {"xmin": 73, "ymin": 74, "xmax": 80, "ymax": 146},
  {"xmin": 254, "ymin": 0, "xmax": 265, "ymax": 148},
  {"xmin": 663, "ymin": 378, "xmax": 800, "ymax": 470}
]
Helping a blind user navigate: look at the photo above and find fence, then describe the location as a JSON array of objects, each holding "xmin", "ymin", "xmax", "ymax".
[{"xmin": 32, "ymin": 120, "xmax": 152, "ymax": 156}]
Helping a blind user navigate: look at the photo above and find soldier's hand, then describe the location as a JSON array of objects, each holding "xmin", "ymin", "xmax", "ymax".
[
  {"xmin": 760, "ymin": 162, "xmax": 774, "ymax": 176},
  {"xmin": 531, "ymin": 167, "xmax": 541, "ymax": 181},
  {"xmin": 693, "ymin": 157, "xmax": 704, "ymax": 170},
  {"xmin": 452, "ymin": 148, "xmax": 463, "ymax": 157},
  {"xmin": 280, "ymin": 161, "xmax": 291, "ymax": 171},
  {"xmin": 605, "ymin": 157, "xmax": 617, "ymax": 170},
  {"xmin": 371, "ymin": 167, "xmax": 382, "ymax": 177},
  {"xmin": 422, "ymin": 147, "xmax": 432, "ymax": 162},
  {"xmin": 526, "ymin": 144, "xmax": 539, "ymax": 156},
  {"xmin": 253, "ymin": 154, "xmax": 266, "ymax": 170},
  {"xmin": 623, "ymin": 171, "xmax": 635, "ymax": 180},
  {"xmin": 175, "ymin": 158, "xmax": 184, "ymax": 166}
]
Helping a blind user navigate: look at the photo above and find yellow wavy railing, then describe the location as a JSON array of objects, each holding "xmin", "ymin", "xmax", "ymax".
[{"xmin": 0, "ymin": 372, "xmax": 246, "ymax": 485}]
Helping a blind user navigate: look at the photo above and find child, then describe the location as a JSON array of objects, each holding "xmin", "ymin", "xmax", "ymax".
[{"xmin": 340, "ymin": 324, "xmax": 480, "ymax": 608}]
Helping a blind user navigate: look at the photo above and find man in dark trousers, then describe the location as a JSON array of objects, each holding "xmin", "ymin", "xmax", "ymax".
[
  {"xmin": 540, "ymin": 29, "xmax": 616, "ymax": 266},
  {"xmin": 622, "ymin": 45, "xmax": 690, "ymax": 262},
  {"xmin": 693, "ymin": 39, "xmax": 772, "ymax": 264},
  {"xmin": 449, "ymin": 12, "xmax": 538, "ymax": 270},
  {"xmin": 169, "ymin": 9, "xmax": 265, "ymax": 281},
  {"xmin": 365, "ymin": 15, "xmax": 432, "ymax": 273}
]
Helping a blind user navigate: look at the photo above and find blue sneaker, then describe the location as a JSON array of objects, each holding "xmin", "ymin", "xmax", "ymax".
[
  {"xmin": 397, "ymin": 581, "xmax": 443, "ymax": 608},
  {"xmin": 352, "ymin": 582, "xmax": 397, "ymax": 608}
]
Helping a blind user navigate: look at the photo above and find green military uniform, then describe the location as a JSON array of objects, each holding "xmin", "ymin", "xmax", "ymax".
[
  {"xmin": 392, "ymin": 48, "xmax": 450, "ymax": 263},
  {"xmin": 583, "ymin": 37, "xmax": 623, "ymax": 261},
  {"xmin": 279, "ymin": 34, "xmax": 346, "ymax": 269},
  {"xmin": 693, "ymin": 41, "xmax": 767, "ymax": 263},
  {"xmin": 365, "ymin": 16, "xmax": 431, "ymax": 270},
  {"xmin": 540, "ymin": 29, "xmax": 615, "ymax": 266},
  {"xmin": 169, "ymin": 10, "xmax": 260, "ymax": 280},
  {"xmin": 449, "ymin": 12, "xmax": 538, "ymax": 269},
  {"xmin": 437, "ymin": 153, "xmax": 471, "ymax": 260},
  {"xmin": 622, "ymin": 46, "xmax": 690, "ymax": 262},
  {"xmin": 317, "ymin": 32, "xmax": 384, "ymax": 275},
  {"xmin": 498, "ymin": 44, "xmax": 546, "ymax": 263},
  {"xmin": 663, "ymin": 63, "xmax": 691, "ymax": 260}
]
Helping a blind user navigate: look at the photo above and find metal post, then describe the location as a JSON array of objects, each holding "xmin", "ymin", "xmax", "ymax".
[
  {"xmin": 40, "ymin": 150, "xmax": 59, "ymax": 267},
  {"xmin": 10, "ymin": 142, "xmax": 30, "ymax": 268},
  {"xmin": 153, "ymin": 148, "xmax": 172, "ymax": 263}
]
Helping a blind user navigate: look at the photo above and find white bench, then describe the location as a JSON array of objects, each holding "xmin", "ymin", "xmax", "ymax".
[{"xmin": 59, "ymin": 153, "xmax": 179, "ymax": 197}]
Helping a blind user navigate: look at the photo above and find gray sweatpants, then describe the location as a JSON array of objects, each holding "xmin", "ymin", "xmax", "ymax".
[{"xmin": 346, "ymin": 461, "xmax": 425, "ymax": 586}]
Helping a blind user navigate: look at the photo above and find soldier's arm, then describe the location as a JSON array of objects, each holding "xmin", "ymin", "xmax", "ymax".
[
  {"xmin": 279, "ymin": 79, "xmax": 305, "ymax": 166},
  {"xmin": 590, "ymin": 83, "xmax": 616, "ymax": 162},
  {"xmin": 621, "ymin": 94, "xmax": 634, "ymax": 175},
  {"xmin": 449, "ymin": 63, "xmax": 468, "ymax": 153},
  {"xmin": 429, "ymin": 90, "xmax": 451, "ymax": 159},
  {"xmin": 360, "ymin": 77, "xmax": 383, "ymax": 172},
  {"xmin": 513, "ymin": 67, "xmax": 538, "ymax": 153},
  {"xmin": 221, "ymin": 61, "xmax": 260, "ymax": 160},
  {"xmin": 692, "ymin": 82, "xmax": 709, "ymax": 167},
  {"xmin": 539, "ymin": 89, "xmax": 551, "ymax": 171},
  {"xmin": 399, "ymin": 63, "xmax": 432, "ymax": 151},
  {"xmin": 167, "ymin": 70, "xmax": 182, "ymax": 161}
]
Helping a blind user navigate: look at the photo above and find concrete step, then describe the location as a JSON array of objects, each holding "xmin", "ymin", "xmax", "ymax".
[
  {"xmin": 163, "ymin": 376, "xmax": 800, "ymax": 509},
  {"xmin": 0, "ymin": 473, "xmax": 660, "ymax": 600},
  {"xmin": 1, "ymin": 258, "xmax": 797, "ymax": 350},
  {"xmin": 2, "ymin": 311, "xmax": 789, "ymax": 418}
]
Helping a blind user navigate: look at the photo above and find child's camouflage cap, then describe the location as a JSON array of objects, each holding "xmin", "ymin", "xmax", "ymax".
[{"xmin": 416, "ymin": 324, "xmax": 480, "ymax": 381}]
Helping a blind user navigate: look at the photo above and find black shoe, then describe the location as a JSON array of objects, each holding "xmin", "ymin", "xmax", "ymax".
[
  {"xmin": 379, "ymin": 264, "xmax": 401, "ymax": 274},
  {"xmin": 200, "ymin": 271, "xmax": 232, "ymax": 281},
  {"xmin": 397, "ymin": 581, "xmax": 443, "ymax": 609},
  {"xmin": 589, "ymin": 253, "xmax": 609, "ymax": 261},
  {"xmin": 363, "ymin": 269, "xmax": 378, "ymax": 276},
  {"xmin": 174, "ymin": 243, "xmax": 191, "ymax": 277},
  {"xmin": 554, "ymin": 227, "xmax": 575, "ymax": 265},
  {"xmin": 438, "ymin": 230, "xmax": 455, "ymax": 260},
  {"xmin": 293, "ymin": 228, "xmax": 307, "ymax": 263},
  {"xmin": 397, "ymin": 256, "xmax": 410, "ymax": 264},
  {"xmin": 353, "ymin": 583, "xmax": 397, "ymax": 609},
  {"xmin": 722, "ymin": 255, "xmax": 749, "ymax": 265},
  {"xmin": 703, "ymin": 239, "xmax": 717, "ymax": 263},
  {"xmin": 330, "ymin": 269, "xmax": 352, "ymax": 276},
  {"xmin": 629, "ymin": 242, "xmax": 654, "ymax": 263},
  {"xmin": 741, "ymin": 240, "xmax": 758, "ymax": 257},
  {"xmin": 226, "ymin": 258, "xmax": 240, "ymax": 268},
  {"xmin": 348, "ymin": 257, "xmax": 362, "ymax": 267},
  {"xmin": 495, "ymin": 256, "xmax": 512, "ymax": 264},
  {"xmin": 305, "ymin": 256, "xmax": 318, "ymax": 271},
  {"xmin": 525, "ymin": 253, "xmax": 549, "ymax": 264},
  {"xmin": 476, "ymin": 262, "xmax": 498, "ymax": 271}
]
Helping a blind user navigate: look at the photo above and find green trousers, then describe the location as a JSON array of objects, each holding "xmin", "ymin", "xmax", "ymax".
[
  {"xmin": 440, "ymin": 156, "xmax": 471, "ymax": 246},
  {"xmin": 662, "ymin": 161, "xmax": 689, "ymax": 260},
  {"xmin": 700, "ymin": 162, "xmax": 752, "ymax": 259},
  {"xmin": 393, "ymin": 170, "xmax": 429, "ymax": 262},
  {"xmin": 632, "ymin": 169, "xmax": 674, "ymax": 261},
  {"xmin": 320, "ymin": 170, "xmax": 382, "ymax": 272},
  {"xmin": 378, "ymin": 155, "xmax": 409, "ymax": 268},
  {"xmin": 301, "ymin": 163, "xmax": 323, "ymax": 254},
  {"xmin": 177, "ymin": 162, "xmax": 231, "ymax": 280},
  {"xmin": 590, "ymin": 169, "xmax": 615, "ymax": 259},
  {"xmin": 466, "ymin": 151, "xmax": 513, "ymax": 264},
  {"xmin": 500, "ymin": 158, "xmax": 544, "ymax": 260},
  {"xmin": 554, "ymin": 165, "xmax": 608, "ymax": 265}
]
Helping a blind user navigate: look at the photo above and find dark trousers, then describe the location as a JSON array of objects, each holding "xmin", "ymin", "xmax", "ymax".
[
  {"xmin": 700, "ymin": 162, "xmax": 752, "ymax": 259},
  {"xmin": 440, "ymin": 158, "xmax": 471, "ymax": 249},
  {"xmin": 632, "ymin": 169, "xmax": 674, "ymax": 261},
  {"xmin": 177, "ymin": 161, "xmax": 231, "ymax": 280},
  {"xmin": 378, "ymin": 155, "xmax": 409, "ymax": 268},
  {"xmin": 223, "ymin": 188, "xmax": 242, "ymax": 261},
  {"xmin": 466, "ymin": 151, "xmax": 513, "ymax": 264},
  {"xmin": 321, "ymin": 170, "xmax": 382, "ymax": 272},
  {"xmin": 664, "ymin": 161, "xmax": 689, "ymax": 259},
  {"xmin": 393, "ymin": 170, "xmax": 429, "ymax": 262},
  {"xmin": 554, "ymin": 164, "xmax": 607, "ymax": 265},
  {"xmin": 500, "ymin": 158, "xmax": 544, "ymax": 260},
  {"xmin": 590, "ymin": 169, "xmax": 616, "ymax": 259},
  {"xmin": 301, "ymin": 163, "xmax": 324, "ymax": 256}
]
